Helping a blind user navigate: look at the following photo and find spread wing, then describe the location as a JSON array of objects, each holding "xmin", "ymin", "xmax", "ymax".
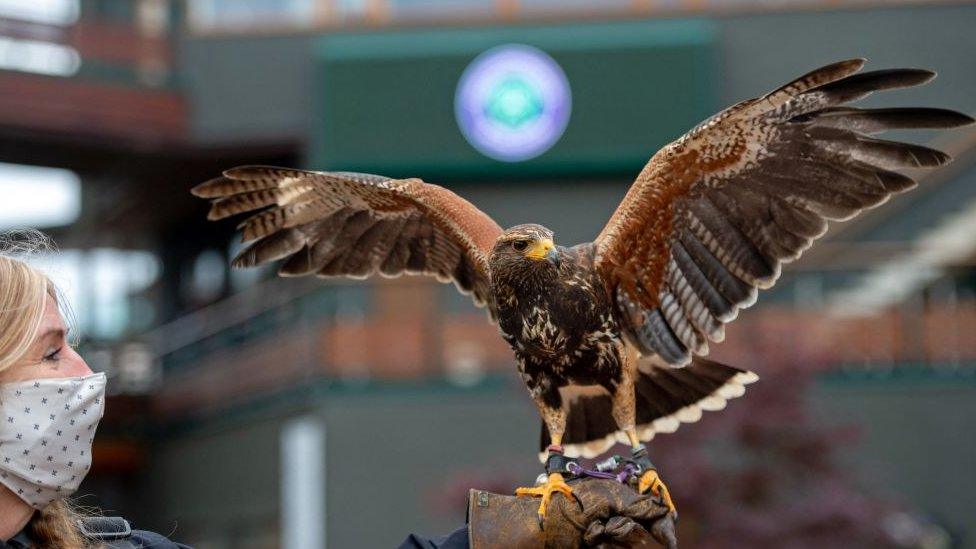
[
  {"xmin": 594, "ymin": 59, "xmax": 974, "ymax": 366},
  {"xmin": 192, "ymin": 166, "xmax": 504, "ymax": 316}
]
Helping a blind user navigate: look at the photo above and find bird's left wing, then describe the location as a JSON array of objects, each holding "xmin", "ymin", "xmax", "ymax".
[
  {"xmin": 192, "ymin": 166, "xmax": 504, "ymax": 316},
  {"xmin": 594, "ymin": 59, "xmax": 973, "ymax": 366}
]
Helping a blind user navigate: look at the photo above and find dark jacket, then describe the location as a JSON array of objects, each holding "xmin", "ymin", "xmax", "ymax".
[
  {"xmin": 399, "ymin": 526, "xmax": 469, "ymax": 549},
  {"xmin": 1, "ymin": 517, "xmax": 191, "ymax": 549}
]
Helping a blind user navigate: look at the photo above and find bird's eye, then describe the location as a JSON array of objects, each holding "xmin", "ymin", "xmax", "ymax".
[{"xmin": 512, "ymin": 240, "xmax": 529, "ymax": 252}]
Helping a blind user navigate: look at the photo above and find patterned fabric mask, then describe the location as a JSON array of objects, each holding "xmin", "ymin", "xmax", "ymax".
[{"xmin": 0, "ymin": 372, "xmax": 106, "ymax": 509}]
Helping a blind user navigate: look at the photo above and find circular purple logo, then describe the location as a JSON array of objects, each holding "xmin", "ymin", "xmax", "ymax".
[{"xmin": 455, "ymin": 44, "xmax": 572, "ymax": 162}]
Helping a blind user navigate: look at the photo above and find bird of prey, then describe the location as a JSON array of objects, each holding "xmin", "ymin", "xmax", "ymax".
[{"xmin": 192, "ymin": 59, "xmax": 972, "ymax": 521}]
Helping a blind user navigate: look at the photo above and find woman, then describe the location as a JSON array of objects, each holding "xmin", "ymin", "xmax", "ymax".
[{"xmin": 0, "ymin": 233, "xmax": 189, "ymax": 548}]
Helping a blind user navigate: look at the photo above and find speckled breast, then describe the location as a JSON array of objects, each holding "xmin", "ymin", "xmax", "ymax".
[{"xmin": 495, "ymin": 246, "xmax": 624, "ymax": 384}]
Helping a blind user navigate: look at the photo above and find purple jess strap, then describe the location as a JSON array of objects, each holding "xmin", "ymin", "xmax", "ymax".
[{"xmin": 567, "ymin": 462, "xmax": 639, "ymax": 484}]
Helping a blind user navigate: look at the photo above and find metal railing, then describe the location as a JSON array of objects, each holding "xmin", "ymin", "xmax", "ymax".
[{"xmin": 143, "ymin": 268, "xmax": 976, "ymax": 418}]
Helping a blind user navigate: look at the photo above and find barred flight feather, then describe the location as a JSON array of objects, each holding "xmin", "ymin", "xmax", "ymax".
[
  {"xmin": 666, "ymin": 259, "xmax": 724, "ymax": 341},
  {"xmin": 807, "ymin": 107, "xmax": 973, "ymax": 134}
]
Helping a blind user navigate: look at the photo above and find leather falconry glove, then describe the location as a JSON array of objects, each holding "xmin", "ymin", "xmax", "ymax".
[{"xmin": 467, "ymin": 477, "xmax": 677, "ymax": 549}]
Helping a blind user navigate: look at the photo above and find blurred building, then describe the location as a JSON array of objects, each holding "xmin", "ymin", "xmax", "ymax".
[{"xmin": 1, "ymin": 0, "xmax": 975, "ymax": 547}]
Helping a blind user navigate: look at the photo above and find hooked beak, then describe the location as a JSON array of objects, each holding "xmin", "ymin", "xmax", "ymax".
[
  {"xmin": 545, "ymin": 247, "xmax": 561, "ymax": 268},
  {"xmin": 526, "ymin": 238, "xmax": 560, "ymax": 267}
]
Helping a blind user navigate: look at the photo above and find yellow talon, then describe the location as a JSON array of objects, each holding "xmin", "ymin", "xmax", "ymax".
[
  {"xmin": 515, "ymin": 472, "xmax": 574, "ymax": 523},
  {"xmin": 639, "ymin": 469, "xmax": 676, "ymax": 514}
]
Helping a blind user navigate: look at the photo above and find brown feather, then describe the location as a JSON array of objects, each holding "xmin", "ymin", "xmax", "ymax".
[
  {"xmin": 191, "ymin": 175, "xmax": 269, "ymax": 199},
  {"xmin": 807, "ymin": 107, "xmax": 975, "ymax": 133},
  {"xmin": 208, "ymin": 189, "xmax": 279, "ymax": 221},
  {"xmin": 810, "ymin": 68, "xmax": 936, "ymax": 105},
  {"xmin": 758, "ymin": 58, "xmax": 865, "ymax": 109},
  {"xmin": 232, "ymin": 228, "xmax": 304, "ymax": 269},
  {"xmin": 239, "ymin": 208, "xmax": 287, "ymax": 242}
]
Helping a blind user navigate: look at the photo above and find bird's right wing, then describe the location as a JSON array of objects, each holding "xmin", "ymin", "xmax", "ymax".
[{"xmin": 192, "ymin": 166, "xmax": 504, "ymax": 317}]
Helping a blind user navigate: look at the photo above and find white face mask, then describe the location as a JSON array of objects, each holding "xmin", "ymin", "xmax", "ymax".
[{"xmin": 0, "ymin": 372, "xmax": 106, "ymax": 509}]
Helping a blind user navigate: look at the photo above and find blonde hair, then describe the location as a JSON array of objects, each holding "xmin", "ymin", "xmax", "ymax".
[
  {"xmin": 0, "ymin": 230, "xmax": 95, "ymax": 548},
  {"xmin": 0, "ymin": 229, "xmax": 55, "ymax": 375},
  {"xmin": 28, "ymin": 500, "xmax": 91, "ymax": 549}
]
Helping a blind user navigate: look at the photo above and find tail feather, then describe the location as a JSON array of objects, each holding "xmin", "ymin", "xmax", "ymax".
[{"xmin": 539, "ymin": 357, "xmax": 757, "ymax": 461}]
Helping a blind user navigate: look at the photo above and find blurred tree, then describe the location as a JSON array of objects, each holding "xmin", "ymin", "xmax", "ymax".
[{"xmin": 651, "ymin": 360, "xmax": 932, "ymax": 549}]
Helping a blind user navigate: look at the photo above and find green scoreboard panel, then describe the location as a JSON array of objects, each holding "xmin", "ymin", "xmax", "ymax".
[{"xmin": 310, "ymin": 19, "xmax": 718, "ymax": 178}]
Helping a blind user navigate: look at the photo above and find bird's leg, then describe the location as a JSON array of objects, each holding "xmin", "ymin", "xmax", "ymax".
[
  {"xmin": 514, "ymin": 443, "xmax": 575, "ymax": 525},
  {"xmin": 626, "ymin": 430, "xmax": 676, "ymax": 515},
  {"xmin": 614, "ymin": 352, "xmax": 677, "ymax": 516},
  {"xmin": 515, "ymin": 388, "xmax": 575, "ymax": 524}
]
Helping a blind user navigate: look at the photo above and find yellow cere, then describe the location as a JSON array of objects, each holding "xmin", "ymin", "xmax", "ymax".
[{"xmin": 525, "ymin": 238, "xmax": 554, "ymax": 260}]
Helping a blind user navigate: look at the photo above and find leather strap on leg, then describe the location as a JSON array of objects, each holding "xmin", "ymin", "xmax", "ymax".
[
  {"xmin": 628, "ymin": 444, "xmax": 656, "ymax": 474},
  {"xmin": 543, "ymin": 445, "xmax": 576, "ymax": 475}
]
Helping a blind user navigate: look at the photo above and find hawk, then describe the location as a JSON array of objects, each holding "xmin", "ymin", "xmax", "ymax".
[{"xmin": 192, "ymin": 59, "xmax": 972, "ymax": 521}]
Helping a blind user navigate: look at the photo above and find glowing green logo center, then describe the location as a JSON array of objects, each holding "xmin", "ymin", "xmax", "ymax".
[{"xmin": 484, "ymin": 76, "xmax": 544, "ymax": 129}]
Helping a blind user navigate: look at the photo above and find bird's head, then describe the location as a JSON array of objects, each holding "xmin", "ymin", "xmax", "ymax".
[{"xmin": 489, "ymin": 224, "xmax": 561, "ymax": 282}]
